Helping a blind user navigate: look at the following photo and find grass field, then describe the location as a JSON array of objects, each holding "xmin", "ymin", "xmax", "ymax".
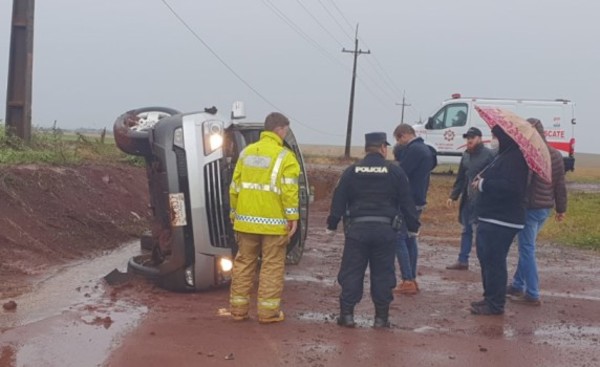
[{"xmin": 0, "ymin": 125, "xmax": 139, "ymax": 166}]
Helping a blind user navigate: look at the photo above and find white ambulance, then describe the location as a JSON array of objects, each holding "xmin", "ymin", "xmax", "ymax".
[{"xmin": 413, "ymin": 94, "xmax": 576, "ymax": 171}]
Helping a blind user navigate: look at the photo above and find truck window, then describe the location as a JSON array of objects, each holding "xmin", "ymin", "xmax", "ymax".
[{"xmin": 429, "ymin": 103, "xmax": 468, "ymax": 130}]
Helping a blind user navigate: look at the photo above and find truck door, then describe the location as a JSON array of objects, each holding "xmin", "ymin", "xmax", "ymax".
[{"xmin": 424, "ymin": 103, "xmax": 469, "ymax": 157}]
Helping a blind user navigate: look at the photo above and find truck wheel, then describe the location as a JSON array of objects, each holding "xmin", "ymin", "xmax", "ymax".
[
  {"xmin": 286, "ymin": 241, "xmax": 304, "ymax": 265},
  {"xmin": 113, "ymin": 107, "xmax": 180, "ymax": 156},
  {"xmin": 286, "ymin": 230, "xmax": 305, "ymax": 265},
  {"xmin": 140, "ymin": 230, "xmax": 158, "ymax": 252},
  {"xmin": 127, "ymin": 255, "xmax": 160, "ymax": 279}
]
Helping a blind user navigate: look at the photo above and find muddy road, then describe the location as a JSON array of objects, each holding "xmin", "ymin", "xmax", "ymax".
[
  {"xmin": 1, "ymin": 166, "xmax": 599, "ymax": 366},
  {"xmin": 2, "ymin": 210, "xmax": 600, "ymax": 366}
]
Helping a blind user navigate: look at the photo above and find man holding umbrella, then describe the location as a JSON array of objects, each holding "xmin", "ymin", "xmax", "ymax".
[{"xmin": 470, "ymin": 107, "xmax": 552, "ymax": 315}]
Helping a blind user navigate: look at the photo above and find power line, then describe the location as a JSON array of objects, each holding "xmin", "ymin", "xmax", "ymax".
[
  {"xmin": 260, "ymin": 0, "xmax": 394, "ymax": 111},
  {"xmin": 316, "ymin": 0, "xmax": 354, "ymax": 41},
  {"xmin": 294, "ymin": 0, "xmax": 344, "ymax": 48},
  {"xmin": 360, "ymin": 37, "xmax": 405, "ymax": 97},
  {"xmin": 327, "ymin": 0, "xmax": 355, "ymax": 32},
  {"xmin": 261, "ymin": 0, "xmax": 344, "ymax": 68},
  {"xmin": 319, "ymin": 1, "xmax": 405, "ymax": 102},
  {"xmin": 158, "ymin": 0, "xmax": 342, "ymax": 136}
]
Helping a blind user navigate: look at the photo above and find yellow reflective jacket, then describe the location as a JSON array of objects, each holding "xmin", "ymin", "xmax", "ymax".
[{"xmin": 229, "ymin": 131, "xmax": 300, "ymax": 235}]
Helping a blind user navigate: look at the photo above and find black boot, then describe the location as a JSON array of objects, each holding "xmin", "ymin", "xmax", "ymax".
[
  {"xmin": 337, "ymin": 307, "xmax": 355, "ymax": 328},
  {"xmin": 373, "ymin": 306, "xmax": 390, "ymax": 328}
]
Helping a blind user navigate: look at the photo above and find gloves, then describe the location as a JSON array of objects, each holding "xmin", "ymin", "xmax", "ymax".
[{"xmin": 407, "ymin": 231, "xmax": 419, "ymax": 238}]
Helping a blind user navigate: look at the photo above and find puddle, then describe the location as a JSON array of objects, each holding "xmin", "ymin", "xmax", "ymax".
[
  {"xmin": 296, "ymin": 311, "xmax": 373, "ymax": 328},
  {"xmin": 533, "ymin": 324, "xmax": 600, "ymax": 348},
  {"xmin": 413, "ymin": 325, "xmax": 448, "ymax": 333},
  {"xmin": 285, "ymin": 274, "xmax": 330, "ymax": 284},
  {"xmin": 0, "ymin": 242, "xmax": 139, "ymax": 329},
  {"xmin": 299, "ymin": 342, "xmax": 337, "ymax": 354},
  {"xmin": 0, "ymin": 242, "xmax": 147, "ymax": 367},
  {"xmin": 539, "ymin": 291, "xmax": 600, "ymax": 302},
  {"xmin": 2, "ymin": 300, "xmax": 147, "ymax": 367}
]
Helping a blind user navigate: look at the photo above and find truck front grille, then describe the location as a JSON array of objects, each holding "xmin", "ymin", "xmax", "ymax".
[{"xmin": 204, "ymin": 160, "xmax": 229, "ymax": 248}]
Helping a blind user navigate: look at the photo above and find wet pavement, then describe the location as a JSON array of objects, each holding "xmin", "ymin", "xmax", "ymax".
[{"xmin": 2, "ymin": 215, "xmax": 600, "ymax": 366}]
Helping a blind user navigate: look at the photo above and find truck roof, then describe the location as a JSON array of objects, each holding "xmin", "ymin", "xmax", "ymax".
[{"xmin": 445, "ymin": 96, "xmax": 573, "ymax": 104}]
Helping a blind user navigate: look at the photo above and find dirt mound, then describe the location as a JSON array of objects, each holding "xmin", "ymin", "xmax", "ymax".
[{"xmin": 0, "ymin": 163, "xmax": 150, "ymax": 298}]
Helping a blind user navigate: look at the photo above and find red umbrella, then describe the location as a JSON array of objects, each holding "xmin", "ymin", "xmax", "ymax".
[{"xmin": 475, "ymin": 106, "xmax": 552, "ymax": 183}]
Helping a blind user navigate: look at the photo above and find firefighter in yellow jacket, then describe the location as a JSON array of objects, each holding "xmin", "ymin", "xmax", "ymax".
[{"xmin": 229, "ymin": 112, "xmax": 300, "ymax": 323}]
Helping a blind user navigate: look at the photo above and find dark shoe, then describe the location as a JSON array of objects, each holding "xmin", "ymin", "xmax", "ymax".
[
  {"xmin": 337, "ymin": 314, "xmax": 355, "ymax": 328},
  {"xmin": 373, "ymin": 306, "xmax": 390, "ymax": 328},
  {"xmin": 373, "ymin": 317, "xmax": 391, "ymax": 328},
  {"xmin": 510, "ymin": 294, "xmax": 541, "ymax": 306},
  {"xmin": 506, "ymin": 285, "xmax": 525, "ymax": 298},
  {"xmin": 470, "ymin": 303, "xmax": 504, "ymax": 316},
  {"xmin": 446, "ymin": 261, "xmax": 469, "ymax": 270},
  {"xmin": 470, "ymin": 299, "xmax": 486, "ymax": 308}
]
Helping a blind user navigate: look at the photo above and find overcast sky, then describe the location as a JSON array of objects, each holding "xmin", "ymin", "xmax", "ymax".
[{"xmin": 1, "ymin": 0, "xmax": 599, "ymax": 154}]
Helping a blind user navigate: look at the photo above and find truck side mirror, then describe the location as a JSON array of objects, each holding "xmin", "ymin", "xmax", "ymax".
[{"xmin": 425, "ymin": 117, "xmax": 434, "ymax": 129}]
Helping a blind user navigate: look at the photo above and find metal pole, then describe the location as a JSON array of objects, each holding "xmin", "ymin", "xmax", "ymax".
[{"xmin": 5, "ymin": 0, "xmax": 35, "ymax": 142}]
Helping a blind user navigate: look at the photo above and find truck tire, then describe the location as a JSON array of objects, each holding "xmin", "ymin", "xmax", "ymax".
[
  {"xmin": 285, "ymin": 221, "xmax": 308, "ymax": 265},
  {"xmin": 140, "ymin": 230, "xmax": 157, "ymax": 252},
  {"xmin": 113, "ymin": 107, "xmax": 180, "ymax": 156},
  {"xmin": 286, "ymin": 239, "xmax": 304, "ymax": 265}
]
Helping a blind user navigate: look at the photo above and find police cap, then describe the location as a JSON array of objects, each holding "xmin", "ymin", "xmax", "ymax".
[{"xmin": 365, "ymin": 132, "xmax": 391, "ymax": 147}]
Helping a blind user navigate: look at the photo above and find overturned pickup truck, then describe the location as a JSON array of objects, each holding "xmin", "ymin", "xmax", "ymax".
[{"xmin": 113, "ymin": 103, "xmax": 310, "ymax": 291}]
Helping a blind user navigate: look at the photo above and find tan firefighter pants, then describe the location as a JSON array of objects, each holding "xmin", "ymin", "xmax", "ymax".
[{"xmin": 230, "ymin": 232, "xmax": 288, "ymax": 320}]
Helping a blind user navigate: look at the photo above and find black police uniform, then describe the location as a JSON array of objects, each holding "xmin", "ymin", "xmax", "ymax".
[{"xmin": 327, "ymin": 132, "xmax": 420, "ymax": 327}]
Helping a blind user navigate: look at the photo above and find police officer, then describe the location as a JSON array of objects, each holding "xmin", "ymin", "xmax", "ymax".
[{"xmin": 326, "ymin": 132, "xmax": 420, "ymax": 328}]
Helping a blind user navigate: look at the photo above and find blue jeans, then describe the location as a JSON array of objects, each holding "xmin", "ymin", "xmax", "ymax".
[
  {"xmin": 396, "ymin": 209, "xmax": 422, "ymax": 280},
  {"xmin": 511, "ymin": 208, "xmax": 551, "ymax": 300},
  {"xmin": 476, "ymin": 222, "xmax": 520, "ymax": 313},
  {"xmin": 457, "ymin": 205, "xmax": 474, "ymax": 264}
]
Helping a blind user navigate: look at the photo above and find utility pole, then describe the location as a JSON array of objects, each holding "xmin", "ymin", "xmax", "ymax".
[
  {"xmin": 342, "ymin": 24, "xmax": 370, "ymax": 159},
  {"xmin": 396, "ymin": 91, "xmax": 411, "ymax": 124},
  {"xmin": 5, "ymin": 0, "xmax": 35, "ymax": 142}
]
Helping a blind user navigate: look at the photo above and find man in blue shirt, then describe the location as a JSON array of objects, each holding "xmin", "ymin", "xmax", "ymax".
[{"xmin": 392, "ymin": 124, "xmax": 437, "ymax": 294}]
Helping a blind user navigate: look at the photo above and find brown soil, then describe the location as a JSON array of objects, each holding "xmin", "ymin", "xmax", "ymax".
[
  {"xmin": 0, "ymin": 163, "xmax": 150, "ymax": 298},
  {"xmin": 1, "ymin": 162, "xmax": 599, "ymax": 367}
]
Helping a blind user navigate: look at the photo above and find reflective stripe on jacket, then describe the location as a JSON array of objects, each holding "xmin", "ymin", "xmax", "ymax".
[{"xmin": 229, "ymin": 131, "xmax": 300, "ymax": 235}]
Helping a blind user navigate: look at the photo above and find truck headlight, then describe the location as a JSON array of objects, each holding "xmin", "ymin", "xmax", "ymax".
[
  {"xmin": 219, "ymin": 257, "xmax": 233, "ymax": 273},
  {"xmin": 173, "ymin": 127, "xmax": 184, "ymax": 149},
  {"xmin": 185, "ymin": 266, "xmax": 194, "ymax": 287},
  {"xmin": 203, "ymin": 120, "xmax": 224, "ymax": 155}
]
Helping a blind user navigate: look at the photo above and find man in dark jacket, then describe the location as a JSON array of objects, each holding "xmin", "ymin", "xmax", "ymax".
[
  {"xmin": 392, "ymin": 124, "xmax": 436, "ymax": 294},
  {"xmin": 507, "ymin": 118, "xmax": 568, "ymax": 306},
  {"xmin": 470, "ymin": 125, "xmax": 529, "ymax": 315},
  {"xmin": 327, "ymin": 132, "xmax": 420, "ymax": 328},
  {"xmin": 446, "ymin": 127, "xmax": 495, "ymax": 270}
]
